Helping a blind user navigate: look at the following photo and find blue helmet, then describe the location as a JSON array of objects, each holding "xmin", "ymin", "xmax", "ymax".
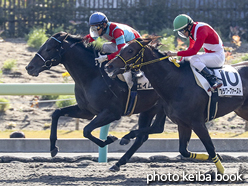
[{"xmin": 89, "ymin": 12, "xmax": 108, "ymax": 26}]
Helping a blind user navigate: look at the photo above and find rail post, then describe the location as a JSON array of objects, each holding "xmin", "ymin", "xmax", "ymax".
[{"xmin": 98, "ymin": 124, "xmax": 110, "ymax": 162}]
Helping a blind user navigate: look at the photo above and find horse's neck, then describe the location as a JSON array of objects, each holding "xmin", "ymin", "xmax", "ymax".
[
  {"xmin": 144, "ymin": 49, "xmax": 178, "ymax": 79},
  {"xmin": 143, "ymin": 50, "xmax": 181, "ymax": 99},
  {"xmin": 62, "ymin": 48, "xmax": 100, "ymax": 86}
]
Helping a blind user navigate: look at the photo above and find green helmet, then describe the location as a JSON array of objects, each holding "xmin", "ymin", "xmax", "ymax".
[{"xmin": 173, "ymin": 14, "xmax": 193, "ymax": 31}]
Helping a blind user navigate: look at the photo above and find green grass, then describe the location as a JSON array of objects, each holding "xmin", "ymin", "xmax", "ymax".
[
  {"xmin": 230, "ymin": 54, "xmax": 248, "ymax": 64},
  {"xmin": 241, "ymin": 54, "xmax": 248, "ymax": 61},
  {"xmin": 27, "ymin": 28, "xmax": 48, "ymax": 49},
  {"xmin": 0, "ymin": 98, "xmax": 10, "ymax": 112},
  {"xmin": 55, "ymin": 95, "xmax": 76, "ymax": 108},
  {"xmin": 2, "ymin": 59, "xmax": 16, "ymax": 70}
]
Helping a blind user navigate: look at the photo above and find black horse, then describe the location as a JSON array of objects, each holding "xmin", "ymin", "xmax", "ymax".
[
  {"xmin": 105, "ymin": 36, "xmax": 248, "ymax": 174},
  {"xmin": 25, "ymin": 32, "xmax": 167, "ymax": 171}
]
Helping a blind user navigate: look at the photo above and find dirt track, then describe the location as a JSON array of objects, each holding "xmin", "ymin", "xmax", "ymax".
[
  {"xmin": 1, "ymin": 38, "xmax": 248, "ymax": 185},
  {"xmin": 0, "ymin": 154, "xmax": 248, "ymax": 185}
]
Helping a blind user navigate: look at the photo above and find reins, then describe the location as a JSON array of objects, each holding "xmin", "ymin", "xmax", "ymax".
[
  {"xmin": 93, "ymin": 49, "xmax": 118, "ymax": 98},
  {"xmin": 38, "ymin": 33, "xmax": 118, "ymax": 98},
  {"xmin": 117, "ymin": 40, "xmax": 180, "ymax": 71}
]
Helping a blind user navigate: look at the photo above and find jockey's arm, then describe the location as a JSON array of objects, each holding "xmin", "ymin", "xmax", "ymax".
[
  {"xmin": 107, "ymin": 29, "xmax": 126, "ymax": 60},
  {"xmin": 83, "ymin": 34, "xmax": 95, "ymax": 43},
  {"xmin": 177, "ymin": 30, "xmax": 207, "ymax": 57},
  {"xmin": 107, "ymin": 43, "xmax": 126, "ymax": 60},
  {"xmin": 177, "ymin": 38, "xmax": 204, "ymax": 56}
]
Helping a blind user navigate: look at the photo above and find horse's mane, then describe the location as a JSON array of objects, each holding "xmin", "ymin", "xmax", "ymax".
[
  {"xmin": 135, "ymin": 35, "xmax": 167, "ymax": 56},
  {"xmin": 68, "ymin": 34, "xmax": 102, "ymax": 52},
  {"xmin": 55, "ymin": 32, "xmax": 102, "ymax": 53}
]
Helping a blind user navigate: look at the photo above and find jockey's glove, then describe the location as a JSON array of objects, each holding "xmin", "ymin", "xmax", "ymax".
[{"xmin": 95, "ymin": 53, "xmax": 108, "ymax": 64}]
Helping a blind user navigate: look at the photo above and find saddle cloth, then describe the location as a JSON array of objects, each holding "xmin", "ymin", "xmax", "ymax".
[
  {"xmin": 117, "ymin": 70, "xmax": 153, "ymax": 116},
  {"xmin": 191, "ymin": 64, "xmax": 243, "ymax": 121},
  {"xmin": 191, "ymin": 65, "xmax": 243, "ymax": 97},
  {"xmin": 117, "ymin": 71, "xmax": 153, "ymax": 90}
]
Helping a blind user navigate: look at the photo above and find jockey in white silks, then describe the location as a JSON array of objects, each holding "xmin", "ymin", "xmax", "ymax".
[{"xmin": 167, "ymin": 14, "xmax": 224, "ymax": 92}]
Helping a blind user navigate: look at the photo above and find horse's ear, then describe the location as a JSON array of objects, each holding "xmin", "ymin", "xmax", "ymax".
[
  {"xmin": 141, "ymin": 39, "xmax": 153, "ymax": 46},
  {"xmin": 135, "ymin": 37, "xmax": 151, "ymax": 46},
  {"xmin": 139, "ymin": 35, "xmax": 161, "ymax": 46}
]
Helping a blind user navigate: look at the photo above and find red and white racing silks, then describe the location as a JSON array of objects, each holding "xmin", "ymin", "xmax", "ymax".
[
  {"xmin": 177, "ymin": 22, "xmax": 224, "ymax": 57},
  {"xmin": 85, "ymin": 22, "xmax": 141, "ymax": 60}
]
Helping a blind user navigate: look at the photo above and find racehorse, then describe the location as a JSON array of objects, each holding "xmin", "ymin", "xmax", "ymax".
[
  {"xmin": 25, "ymin": 32, "xmax": 166, "ymax": 171},
  {"xmin": 105, "ymin": 36, "xmax": 248, "ymax": 174}
]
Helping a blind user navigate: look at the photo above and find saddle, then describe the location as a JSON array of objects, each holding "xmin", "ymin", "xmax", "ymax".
[{"xmin": 191, "ymin": 65, "xmax": 243, "ymax": 121}]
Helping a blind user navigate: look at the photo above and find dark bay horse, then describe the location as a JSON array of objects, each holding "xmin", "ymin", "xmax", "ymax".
[
  {"xmin": 105, "ymin": 36, "xmax": 248, "ymax": 174},
  {"xmin": 25, "ymin": 32, "xmax": 166, "ymax": 171}
]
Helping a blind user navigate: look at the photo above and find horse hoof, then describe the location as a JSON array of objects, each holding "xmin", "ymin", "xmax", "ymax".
[
  {"xmin": 107, "ymin": 135, "xmax": 118, "ymax": 143},
  {"xmin": 51, "ymin": 146, "xmax": 59, "ymax": 157},
  {"xmin": 109, "ymin": 165, "xmax": 120, "ymax": 172},
  {"xmin": 120, "ymin": 138, "xmax": 130, "ymax": 145}
]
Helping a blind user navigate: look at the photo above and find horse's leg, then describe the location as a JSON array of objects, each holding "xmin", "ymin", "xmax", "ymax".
[
  {"xmin": 178, "ymin": 124, "xmax": 209, "ymax": 161},
  {"xmin": 192, "ymin": 122, "xmax": 225, "ymax": 174},
  {"xmin": 110, "ymin": 106, "xmax": 166, "ymax": 172},
  {"xmin": 178, "ymin": 124, "xmax": 192, "ymax": 158},
  {"xmin": 235, "ymin": 106, "xmax": 248, "ymax": 121},
  {"xmin": 83, "ymin": 109, "xmax": 121, "ymax": 147},
  {"xmin": 50, "ymin": 105, "xmax": 94, "ymax": 157},
  {"xmin": 120, "ymin": 107, "xmax": 166, "ymax": 145}
]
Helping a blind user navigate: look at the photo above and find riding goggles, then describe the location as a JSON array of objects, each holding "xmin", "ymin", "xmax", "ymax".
[
  {"xmin": 178, "ymin": 28, "xmax": 187, "ymax": 38},
  {"xmin": 90, "ymin": 25, "xmax": 101, "ymax": 38}
]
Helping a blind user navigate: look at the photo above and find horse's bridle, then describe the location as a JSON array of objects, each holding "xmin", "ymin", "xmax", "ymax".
[
  {"xmin": 116, "ymin": 40, "xmax": 180, "ymax": 71},
  {"xmin": 116, "ymin": 40, "xmax": 146, "ymax": 72},
  {"xmin": 35, "ymin": 34, "xmax": 69, "ymax": 70}
]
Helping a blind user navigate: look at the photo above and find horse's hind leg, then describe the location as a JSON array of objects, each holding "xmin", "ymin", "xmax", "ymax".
[
  {"xmin": 50, "ymin": 105, "xmax": 94, "ymax": 157},
  {"xmin": 120, "ymin": 106, "xmax": 166, "ymax": 145},
  {"xmin": 235, "ymin": 106, "xmax": 248, "ymax": 121},
  {"xmin": 179, "ymin": 124, "xmax": 209, "ymax": 161},
  {"xmin": 192, "ymin": 122, "xmax": 224, "ymax": 174},
  {"xmin": 178, "ymin": 124, "xmax": 192, "ymax": 158},
  {"xmin": 110, "ymin": 106, "xmax": 166, "ymax": 172}
]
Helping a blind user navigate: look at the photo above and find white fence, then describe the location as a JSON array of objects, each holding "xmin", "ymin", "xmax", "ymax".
[{"xmin": 0, "ymin": 83, "xmax": 110, "ymax": 162}]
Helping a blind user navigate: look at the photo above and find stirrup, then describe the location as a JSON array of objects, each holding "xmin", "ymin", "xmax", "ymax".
[{"xmin": 207, "ymin": 81, "xmax": 223, "ymax": 92}]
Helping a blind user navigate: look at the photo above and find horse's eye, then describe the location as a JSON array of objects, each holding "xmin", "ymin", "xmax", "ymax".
[
  {"xmin": 128, "ymin": 49, "xmax": 133, "ymax": 53},
  {"xmin": 46, "ymin": 48, "xmax": 51, "ymax": 52}
]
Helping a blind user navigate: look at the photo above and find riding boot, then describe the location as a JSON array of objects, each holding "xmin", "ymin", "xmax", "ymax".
[{"xmin": 200, "ymin": 67, "xmax": 223, "ymax": 92}]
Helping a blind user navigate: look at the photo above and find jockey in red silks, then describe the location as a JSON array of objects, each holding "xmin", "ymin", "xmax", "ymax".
[
  {"xmin": 167, "ymin": 14, "xmax": 224, "ymax": 92},
  {"xmin": 84, "ymin": 12, "xmax": 141, "ymax": 113},
  {"xmin": 84, "ymin": 12, "xmax": 141, "ymax": 64}
]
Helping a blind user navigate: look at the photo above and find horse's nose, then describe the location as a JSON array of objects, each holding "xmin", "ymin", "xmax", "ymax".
[{"xmin": 25, "ymin": 65, "xmax": 33, "ymax": 71}]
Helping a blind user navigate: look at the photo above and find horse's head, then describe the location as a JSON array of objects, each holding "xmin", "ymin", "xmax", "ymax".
[
  {"xmin": 105, "ymin": 36, "xmax": 158, "ymax": 78},
  {"xmin": 25, "ymin": 32, "xmax": 69, "ymax": 77}
]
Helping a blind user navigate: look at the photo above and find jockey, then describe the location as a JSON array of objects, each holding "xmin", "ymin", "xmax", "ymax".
[
  {"xmin": 84, "ymin": 12, "xmax": 141, "ymax": 114},
  {"xmin": 167, "ymin": 14, "xmax": 224, "ymax": 92},
  {"xmin": 84, "ymin": 12, "xmax": 141, "ymax": 64}
]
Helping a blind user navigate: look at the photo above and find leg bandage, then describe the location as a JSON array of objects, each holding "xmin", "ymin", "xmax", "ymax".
[
  {"xmin": 212, "ymin": 155, "xmax": 225, "ymax": 174},
  {"xmin": 190, "ymin": 152, "xmax": 209, "ymax": 161}
]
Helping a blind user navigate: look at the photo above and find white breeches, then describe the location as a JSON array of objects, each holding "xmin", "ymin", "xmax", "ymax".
[
  {"xmin": 183, "ymin": 51, "xmax": 225, "ymax": 72},
  {"xmin": 102, "ymin": 42, "xmax": 118, "ymax": 53}
]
